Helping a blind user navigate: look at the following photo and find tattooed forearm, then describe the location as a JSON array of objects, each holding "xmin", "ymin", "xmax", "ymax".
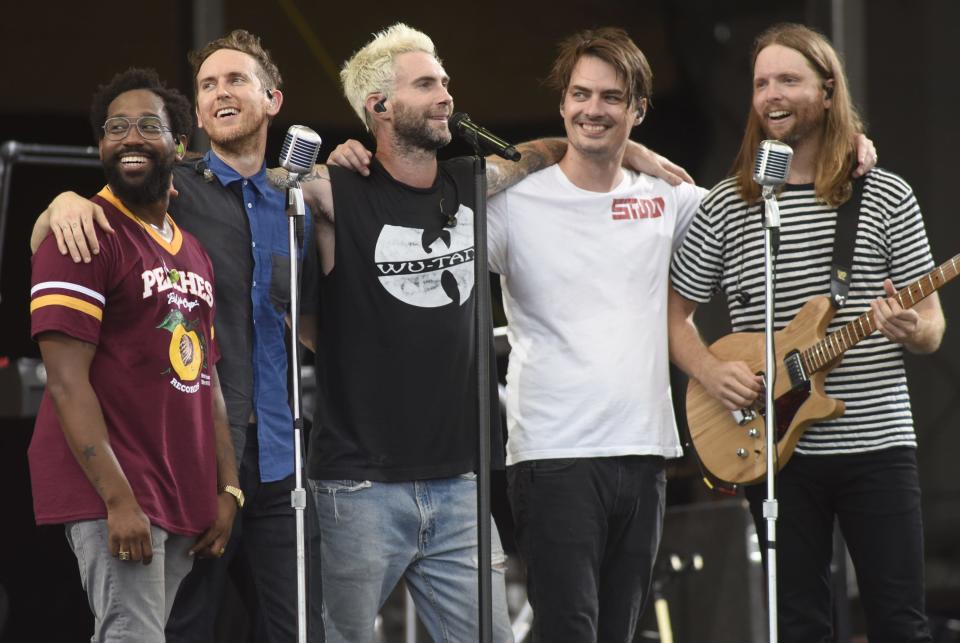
[
  {"xmin": 83, "ymin": 445, "xmax": 96, "ymax": 460},
  {"xmin": 486, "ymin": 138, "xmax": 568, "ymax": 196},
  {"xmin": 267, "ymin": 166, "xmax": 330, "ymax": 192}
]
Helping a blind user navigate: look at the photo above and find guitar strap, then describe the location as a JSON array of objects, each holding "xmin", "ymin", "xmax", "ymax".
[{"xmin": 830, "ymin": 176, "xmax": 866, "ymax": 308}]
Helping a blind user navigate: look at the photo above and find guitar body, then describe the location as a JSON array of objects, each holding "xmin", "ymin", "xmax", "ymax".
[{"xmin": 686, "ymin": 297, "xmax": 846, "ymax": 485}]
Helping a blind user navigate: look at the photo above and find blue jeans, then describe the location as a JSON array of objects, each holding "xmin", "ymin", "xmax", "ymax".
[
  {"xmin": 66, "ymin": 519, "xmax": 194, "ymax": 643},
  {"xmin": 309, "ymin": 473, "xmax": 513, "ymax": 643}
]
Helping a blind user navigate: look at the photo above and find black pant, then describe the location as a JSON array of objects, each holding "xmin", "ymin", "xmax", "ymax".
[
  {"xmin": 507, "ymin": 455, "xmax": 666, "ymax": 643},
  {"xmin": 166, "ymin": 424, "xmax": 324, "ymax": 643},
  {"xmin": 745, "ymin": 447, "xmax": 931, "ymax": 643}
]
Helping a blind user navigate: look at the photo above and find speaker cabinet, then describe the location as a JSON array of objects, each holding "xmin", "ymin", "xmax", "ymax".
[{"xmin": 636, "ymin": 499, "xmax": 765, "ymax": 643}]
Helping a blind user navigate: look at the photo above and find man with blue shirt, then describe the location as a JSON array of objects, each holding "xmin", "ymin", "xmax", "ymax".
[{"xmin": 31, "ymin": 30, "xmax": 323, "ymax": 643}]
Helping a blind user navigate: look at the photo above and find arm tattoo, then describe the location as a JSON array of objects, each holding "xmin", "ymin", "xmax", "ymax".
[
  {"xmin": 267, "ymin": 167, "xmax": 329, "ymax": 192},
  {"xmin": 266, "ymin": 167, "xmax": 289, "ymax": 191},
  {"xmin": 299, "ymin": 172, "xmax": 329, "ymax": 184},
  {"xmin": 486, "ymin": 138, "xmax": 567, "ymax": 196},
  {"xmin": 83, "ymin": 445, "xmax": 96, "ymax": 460}
]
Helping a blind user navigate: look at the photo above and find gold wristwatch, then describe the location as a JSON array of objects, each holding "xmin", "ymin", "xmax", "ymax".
[{"xmin": 221, "ymin": 485, "xmax": 245, "ymax": 509}]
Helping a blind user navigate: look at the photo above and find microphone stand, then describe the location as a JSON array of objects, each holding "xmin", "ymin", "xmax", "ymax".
[
  {"xmin": 286, "ymin": 180, "xmax": 309, "ymax": 643},
  {"xmin": 462, "ymin": 131, "xmax": 493, "ymax": 643},
  {"xmin": 760, "ymin": 184, "xmax": 781, "ymax": 643}
]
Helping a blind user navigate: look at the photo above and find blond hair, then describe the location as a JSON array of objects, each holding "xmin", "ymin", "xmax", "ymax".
[
  {"xmin": 732, "ymin": 23, "xmax": 864, "ymax": 207},
  {"xmin": 340, "ymin": 23, "xmax": 438, "ymax": 131}
]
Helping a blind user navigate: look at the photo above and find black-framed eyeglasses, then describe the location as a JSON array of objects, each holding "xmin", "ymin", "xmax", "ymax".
[{"xmin": 102, "ymin": 116, "xmax": 172, "ymax": 141}]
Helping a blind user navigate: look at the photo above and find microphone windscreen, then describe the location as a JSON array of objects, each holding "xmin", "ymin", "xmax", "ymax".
[
  {"xmin": 279, "ymin": 125, "xmax": 322, "ymax": 177},
  {"xmin": 753, "ymin": 139, "xmax": 793, "ymax": 187},
  {"xmin": 448, "ymin": 112, "xmax": 468, "ymax": 132}
]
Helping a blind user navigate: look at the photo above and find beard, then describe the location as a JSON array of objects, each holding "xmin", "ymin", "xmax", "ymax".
[
  {"xmin": 103, "ymin": 147, "xmax": 176, "ymax": 207},
  {"xmin": 392, "ymin": 101, "xmax": 451, "ymax": 152},
  {"xmin": 761, "ymin": 102, "xmax": 826, "ymax": 147},
  {"xmin": 206, "ymin": 113, "xmax": 263, "ymax": 152}
]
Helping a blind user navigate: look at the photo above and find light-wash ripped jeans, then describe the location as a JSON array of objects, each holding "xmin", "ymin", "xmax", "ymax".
[
  {"xmin": 309, "ymin": 472, "xmax": 514, "ymax": 643},
  {"xmin": 66, "ymin": 519, "xmax": 194, "ymax": 643}
]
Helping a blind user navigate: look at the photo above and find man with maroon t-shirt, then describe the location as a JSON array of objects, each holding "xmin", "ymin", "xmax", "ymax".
[{"xmin": 29, "ymin": 68, "xmax": 239, "ymax": 643}]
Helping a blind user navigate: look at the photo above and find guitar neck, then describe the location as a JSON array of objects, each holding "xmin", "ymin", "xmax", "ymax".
[{"xmin": 801, "ymin": 253, "xmax": 960, "ymax": 375}]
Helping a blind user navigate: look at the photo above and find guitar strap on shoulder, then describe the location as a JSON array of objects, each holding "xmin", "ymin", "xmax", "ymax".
[{"xmin": 830, "ymin": 176, "xmax": 866, "ymax": 308}]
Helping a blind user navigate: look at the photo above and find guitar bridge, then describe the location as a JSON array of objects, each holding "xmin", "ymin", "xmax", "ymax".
[{"xmin": 732, "ymin": 407, "xmax": 755, "ymax": 426}]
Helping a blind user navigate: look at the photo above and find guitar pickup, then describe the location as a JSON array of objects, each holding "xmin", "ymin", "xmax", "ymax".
[{"xmin": 784, "ymin": 350, "xmax": 807, "ymax": 387}]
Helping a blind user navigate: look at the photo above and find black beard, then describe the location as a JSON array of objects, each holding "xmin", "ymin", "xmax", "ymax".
[
  {"xmin": 393, "ymin": 103, "xmax": 451, "ymax": 151},
  {"xmin": 103, "ymin": 148, "xmax": 175, "ymax": 207}
]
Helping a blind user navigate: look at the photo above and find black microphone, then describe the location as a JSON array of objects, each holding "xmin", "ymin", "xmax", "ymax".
[
  {"xmin": 448, "ymin": 112, "xmax": 521, "ymax": 162},
  {"xmin": 278, "ymin": 125, "xmax": 322, "ymax": 182},
  {"xmin": 752, "ymin": 139, "xmax": 793, "ymax": 195}
]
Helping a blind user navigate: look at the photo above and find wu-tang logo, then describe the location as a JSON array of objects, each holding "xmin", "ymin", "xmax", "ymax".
[{"xmin": 374, "ymin": 204, "xmax": 475, "ymax": 308}]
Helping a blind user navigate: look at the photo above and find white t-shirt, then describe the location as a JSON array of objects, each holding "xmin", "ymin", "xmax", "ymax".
[{"xmin": 488, "ymin": 165, "xmax": 705, "ymax": 465}]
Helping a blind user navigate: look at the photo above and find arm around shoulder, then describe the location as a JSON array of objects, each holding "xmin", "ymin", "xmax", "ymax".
[
  {"xmin": 486, "ymin": 138, "xmax": 567, "ymax": 196},
  {"xmin": 31, "ymin": 191, "xmax": 114, "ymax": 262}
]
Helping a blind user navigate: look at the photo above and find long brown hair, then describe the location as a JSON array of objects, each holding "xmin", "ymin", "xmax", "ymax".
[{"xmin": 732, "ymin": 23, "xmax": 863, "ymax": 206}]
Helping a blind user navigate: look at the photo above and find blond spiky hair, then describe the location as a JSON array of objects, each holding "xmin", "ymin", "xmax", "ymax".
[{"xmin": 340, "ymin": 23, "xmax": 438, "ymax": 131}]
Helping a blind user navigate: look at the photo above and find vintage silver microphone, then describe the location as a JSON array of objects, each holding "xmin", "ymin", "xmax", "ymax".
[
  {"xmin": 279, "ymin": 125, "xmax": 322, "ymax": 245},
  {"xmin": 279, "ymin": 125, "xmax": 322, "ymax": 181},
  {"xmin": 279, "ymin": 124, "xmax": 321, "ymax": 643},
  {"xmin": 753, "ymin": 139, "xmax": 793, "ymax": 198}
]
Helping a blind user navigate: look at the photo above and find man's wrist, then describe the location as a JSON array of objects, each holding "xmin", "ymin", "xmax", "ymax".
[{"xmin": 220, "ymin": 484, "xmax": 245, "ymax": 509}]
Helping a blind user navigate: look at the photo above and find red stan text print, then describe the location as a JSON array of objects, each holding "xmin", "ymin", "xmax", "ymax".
[{"xmin": 611, "ymin": 197, "xmax": 664, "ymax": 221}]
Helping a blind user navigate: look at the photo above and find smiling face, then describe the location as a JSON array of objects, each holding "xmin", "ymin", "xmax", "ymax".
[
  {"xmin": 752, "ymin": 44, "xmax": 831, "ymax": 147},
  {"xmin": 194, "ymin": 48, "xmax": 276, "ymax": 150},
  {"xmin": 99, "ymin": 89, "xmax": 177, "ymax": 207},
  {"xmin": 560, "ymin": 55, "xmax": 643, "ymax": 163},
  {"xmin": 386, "ymin": 51, "xmax": 453, "ymax": 151}
]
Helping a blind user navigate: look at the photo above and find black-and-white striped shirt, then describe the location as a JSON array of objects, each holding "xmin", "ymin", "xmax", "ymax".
[{"xmin": 670, "ymin": 169, "xmax": 935, "ymax": 455}]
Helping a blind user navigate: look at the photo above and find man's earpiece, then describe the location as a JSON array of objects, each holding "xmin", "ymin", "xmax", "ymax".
[
  {"xmin": 266, "ymin": 89, "xmax": 274, "ymax": 101},
  {"xmin": 176, "ymin": 141, "xmax": 185, "ymax": 156},
  {"xmin": 374, "ymin": 97, "xmax": 387, "ymax": 113}
]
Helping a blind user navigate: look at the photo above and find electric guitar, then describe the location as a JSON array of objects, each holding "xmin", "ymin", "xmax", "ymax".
[{"xmin": 686, "ymin": 253, "xmax": 960, "ymax": 486}]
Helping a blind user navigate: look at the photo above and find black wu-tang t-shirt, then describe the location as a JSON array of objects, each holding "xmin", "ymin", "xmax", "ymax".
[{"xmin": 307, "ymin": 157, "xmax": 503, "ymax": 482}]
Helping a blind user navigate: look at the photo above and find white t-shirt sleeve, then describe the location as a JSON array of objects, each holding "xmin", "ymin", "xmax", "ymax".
[{"xmin": 487, "ymin": 190, "xmax": 509, "ymax": 275}]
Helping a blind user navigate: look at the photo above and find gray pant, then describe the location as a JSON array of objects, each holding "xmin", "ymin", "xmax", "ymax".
[{"xmin": 66, "ymin": 519, "xmax": 195, "ymax": 643}]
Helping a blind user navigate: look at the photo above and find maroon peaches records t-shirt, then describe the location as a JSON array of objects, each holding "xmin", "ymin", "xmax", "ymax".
[{"xmin": 29, "ymin": 187, "xmax": 221, "ymax": 536}]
